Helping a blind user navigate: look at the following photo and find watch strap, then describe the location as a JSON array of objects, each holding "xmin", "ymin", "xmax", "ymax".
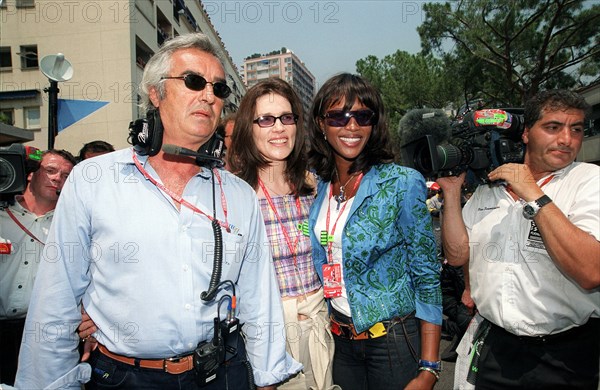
[{"xmin": 535, "ymin": 195, "xmax": 552, "ymax": 208}]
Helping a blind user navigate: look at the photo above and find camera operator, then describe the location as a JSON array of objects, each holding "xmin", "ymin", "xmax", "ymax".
[
  {"xmin": 0, "ymin": 148, "xmax": 76, "ymax": 386},
  {"xmin": 15, "ymin": 33, "xmax": 300, "ymax": 389},
  {"xmin": 439, "ymin": 89, "xmax": 599, "ymax": 388}
]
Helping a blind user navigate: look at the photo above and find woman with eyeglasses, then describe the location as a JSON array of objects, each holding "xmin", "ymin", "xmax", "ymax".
[
  {"xmin": 307, "ymin": 73, "xmax": 442, "ymax": 390},
  {"xmin": 228, "ymin": 78, "xmax": 336, "ymax": 390}
]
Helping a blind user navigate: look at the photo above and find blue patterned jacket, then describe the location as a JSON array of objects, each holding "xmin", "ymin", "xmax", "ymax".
[{"xmin": 308, "ymin": 163, "xmax": 442, "ymax": 333}]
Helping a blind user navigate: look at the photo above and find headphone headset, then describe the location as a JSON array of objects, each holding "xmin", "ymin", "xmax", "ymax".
[
  {"xmin": 128, "ymin": 109, "xmax": 163, "ymax": 156},
  {"xmin": 128, "ymin": 109, "xmax": 224, "ymax": 168}
]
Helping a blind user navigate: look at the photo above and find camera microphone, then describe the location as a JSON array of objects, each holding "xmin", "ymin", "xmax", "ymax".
[{"xmin": 398, "ymin": 108, "xmax": 452, "ymax": 146}]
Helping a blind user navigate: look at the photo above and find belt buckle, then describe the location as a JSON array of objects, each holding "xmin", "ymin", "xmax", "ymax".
[
  {"xmin": 164, "ymin": 355, "xmax": 187, "ymax": 373},
  {"xmin": 369, "ymin": 322, "xmax": 387, "ymax": 338}
]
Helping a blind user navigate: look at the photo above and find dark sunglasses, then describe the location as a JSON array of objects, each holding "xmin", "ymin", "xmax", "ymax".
[
  {"xmin": 161, "ymin": 74, "xmax": 231, "ymax": 99},
  {"xmin": 322, "ymin": 109, "xmax": 376, "ymax": 127},
  {"xmin": 253, "ymin": 113, "xmax": 299, "ymax": 128}
]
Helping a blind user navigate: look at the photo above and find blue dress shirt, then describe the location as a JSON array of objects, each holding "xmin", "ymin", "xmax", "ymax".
[{"xmin": 15, "ymin": 149, "xmax": 301, "ymax": 388}]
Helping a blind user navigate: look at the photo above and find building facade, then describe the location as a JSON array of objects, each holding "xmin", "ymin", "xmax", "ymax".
[
  {"xmin": 242, "ymin": 49, "xmax": 315, "ymax": 115},
  {"xmin": 0, "ymin": 0, "xmax": 244, "ymax": 152}
]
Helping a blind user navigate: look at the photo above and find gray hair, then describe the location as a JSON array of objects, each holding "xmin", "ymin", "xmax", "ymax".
[{"xmin": 139, "ymin": 33, "xmax": 225, "ymax": 112}]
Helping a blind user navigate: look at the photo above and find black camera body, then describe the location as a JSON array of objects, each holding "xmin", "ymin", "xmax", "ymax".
[
  {"xmin": 401, "ymin": 108, "xmax": 525, "ymax": 183},
  {"xmin": 0, "ymin": 144, "xmax": 31, "ymax": 206}
]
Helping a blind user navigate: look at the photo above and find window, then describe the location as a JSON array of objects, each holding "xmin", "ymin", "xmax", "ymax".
[
  {"xmin": 0, "ymin": 47, "xmax": 11, "ymax": 69},
  {"xmin": 16, "ymin": 0, "xmax": 35, "ymax": 7},
  {"xmin": 24, "ymin": 107, "xmax": 40, "ymax": 129},
  {"xmin": 0, "ymin": 109, "xmax": 14, "ymax": 125},
  {"xmin": 19, "ymin": 45, "xmax": 38, "ymax": 69}
]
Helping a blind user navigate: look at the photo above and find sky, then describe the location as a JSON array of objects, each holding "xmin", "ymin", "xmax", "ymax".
[{"xmin": 207, "ymin": 1, "xmax": 430, "ymax": 87}]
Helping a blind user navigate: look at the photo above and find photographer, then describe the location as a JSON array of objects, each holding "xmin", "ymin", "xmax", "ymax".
[
  {"xmin": 439, "ymin": 89, "xmax": 599, "ymax": 388},
  {"xmin": 0, "ymin": 148, "xmax": 76, "ymax": 386},
  {"xmin": 15, "ymin": 33, "xmax": 300, "ymax": 389}
]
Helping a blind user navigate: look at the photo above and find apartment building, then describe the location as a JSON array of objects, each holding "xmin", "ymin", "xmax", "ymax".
[
  {"xmin": 0, "ymin": 0, "xmax": 244, "ymax": 152},
  {"xmin": 243, "ymin": 49, "xmax": 315, "ymax": 115}
]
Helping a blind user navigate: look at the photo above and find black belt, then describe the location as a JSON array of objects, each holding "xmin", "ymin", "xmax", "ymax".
[
  {"xmin": 493, "ymin": 318, "xmax": 600, "ymax": 344},
  {"xmin": 0, "ymin": 318, "xmax": 26, "ymax": 326}
]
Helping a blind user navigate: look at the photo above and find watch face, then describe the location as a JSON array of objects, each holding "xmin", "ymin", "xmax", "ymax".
[{"xmin": 523, "ymin": 204, "xmax": 535, "ymax": 218}]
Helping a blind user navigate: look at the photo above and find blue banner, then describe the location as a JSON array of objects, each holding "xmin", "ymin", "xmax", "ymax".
[{"xmin": 57, "ymin": 99, "xmax": 109, "ymax": 132}]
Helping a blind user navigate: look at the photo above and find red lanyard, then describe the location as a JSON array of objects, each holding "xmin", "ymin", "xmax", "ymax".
[
  {"xmin": 324, "ymin": 173, "xmax": 363, "ymax": 264},
  {"xmin": 538, "ymin": 174, "xmax": 555, "ymax": 189},
  {"xmin": 257, "ymin": 178, "xmax": 302, "ymax": 267},
  {"xmin": 6, "ymin": 208, "xmax": 44, "ymax": 245},
  {"xmin": 132, "ymin": 152, "xmax": 231, "ymax": 232}
]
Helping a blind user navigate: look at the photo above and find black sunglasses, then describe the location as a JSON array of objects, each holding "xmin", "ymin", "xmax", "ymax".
[
  {"xmin": 322, "ymin": 109, "xmax": 376, "ymax": 127},
  {"xmin": 253, "ymin": 113, "xmax": 299, "ymax": 128},
  {"xmin": 161, "ymin": 74, "xmax": 231, "ymax": 99}
]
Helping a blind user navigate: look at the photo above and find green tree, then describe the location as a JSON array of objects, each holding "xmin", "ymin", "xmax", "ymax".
[
  {"xmin": 418, "ymin": 0, "xmax": 600, "ymax": 105},
  {"xmin": 356, "ymin": 51, "xmax": 459, "ymax": 148},
  {"xmin": 0, "ymin": 113, "xmax": 12, "ymax": 125}
]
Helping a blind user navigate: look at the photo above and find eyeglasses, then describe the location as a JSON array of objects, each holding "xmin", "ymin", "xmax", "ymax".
[
  {"xmin": 253, "ymin": 113, "xmax": 299, "ymax": 128},
  {"xmin": 322, "ymin": 109, "xmax": 376, "ymax": 127},
  {"xmin": 161, "ymin": 74, "xmax": 231, "ymax": 99}
]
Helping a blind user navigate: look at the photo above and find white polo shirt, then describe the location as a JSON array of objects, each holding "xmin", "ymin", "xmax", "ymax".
[
  {"xmin": 0, "ymin": 198, "xmax": 53, "ymax": 319},
  {"xmin": 463, "ymin": 162, "xmax": 600, "ymax": 336}
]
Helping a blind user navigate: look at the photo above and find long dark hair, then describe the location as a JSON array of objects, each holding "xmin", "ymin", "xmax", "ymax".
[
  {"xmin": 229, "ymin": 78, "xmax": 313, "ymax": 196},
  {"xmin": 308, "ymin": 73, "xmax": 394, "ymax": 181}
]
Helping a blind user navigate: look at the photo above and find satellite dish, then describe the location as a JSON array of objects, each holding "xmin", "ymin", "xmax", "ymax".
[{"xmin": 40, "ymin": 53, "xmax": 73, "ymax": 82}]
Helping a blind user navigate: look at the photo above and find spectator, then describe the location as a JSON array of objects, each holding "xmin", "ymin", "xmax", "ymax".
[
  {"xmin": 439, "ymin": 89, "xmax": 599, "ymax": 388},
  {"xmin": 77, "ymin": 140, "xmax": 115, "ymax": 161},
  {"xmin": 228, "ymin": 78, "xmax": 335, "ymax": 389},
  {"xmin": 307, "ymin": 73, "xmax": 442, "ymax": 390},
  {"xmin": 219, "ymin": 113, "xmax": 236, "ymax": 171},
  {"xmin": 15, "ymin": 33, "xmax": 300, "ymax": 390},
  {"xmin": 0, "ymin": 149, "xmax": 76, "ymax": 386}
]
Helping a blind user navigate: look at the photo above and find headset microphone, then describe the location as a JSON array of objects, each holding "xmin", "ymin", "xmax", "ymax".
[{"xmin": 162, "ymin": 144, "xmax": 224, "ymax": 167}]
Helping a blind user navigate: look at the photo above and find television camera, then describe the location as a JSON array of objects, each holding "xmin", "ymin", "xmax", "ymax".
[
  {"xmin": 399, "ymin": 108, "xmax": 526, "ymax": 183},
  {"xmin": 0, "ymin": 144, "xmax": 41, "ymax": 206}
]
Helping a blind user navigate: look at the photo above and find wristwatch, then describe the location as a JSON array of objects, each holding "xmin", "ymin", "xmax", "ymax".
[{"xmin": 522, "ymin": 195, "xmax": 552, "ymax": 219}]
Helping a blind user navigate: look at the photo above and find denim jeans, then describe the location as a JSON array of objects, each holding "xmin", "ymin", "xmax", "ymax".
[
  {"xmin": 86, "ymin": 336, "xmax": 251, "ymax": 390},
  {"xmin": 332, "ymin": 314, "xmax": 421, "ymax": 390}
]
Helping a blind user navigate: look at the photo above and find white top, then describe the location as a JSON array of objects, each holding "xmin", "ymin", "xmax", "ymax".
[
  {"xmin": 463, "ymin": 162, "xmax": 600, "ymax": 336},
  {"xmin": 314, "ymin": 184, "xmax": 354, "ymax": 317},
  {"xmin": 0, "ymin": 198, "xmax": 54, "ymax": 319}
]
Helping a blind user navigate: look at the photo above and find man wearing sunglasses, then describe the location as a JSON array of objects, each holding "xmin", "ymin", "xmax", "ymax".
[{"xmin": 15, "ymin": 33, "xmax": 300, "ymax": 390}]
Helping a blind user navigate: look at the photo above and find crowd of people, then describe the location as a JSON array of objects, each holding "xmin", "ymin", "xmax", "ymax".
[{"xmin": 0, "ymin": 32, "xmax": 598, "ymax": 390}]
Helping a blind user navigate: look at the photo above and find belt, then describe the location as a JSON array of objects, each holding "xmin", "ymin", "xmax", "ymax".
[
  {"xmin": 98, "ymin": 344, "xmax": 194, "ymax": 375},
  {"xmin": 493, "ymin": 318, "xmax": 600, "ymax": 344},
  {"xmin": 330, "ymin": 312, "xmax": 388, "ymax": 340}
]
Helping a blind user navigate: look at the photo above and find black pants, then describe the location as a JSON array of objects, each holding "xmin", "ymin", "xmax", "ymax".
[
  {"xmin": 0, "ymin": 318, "xmax": 25, "ymax": 386},
  {"xmin": 87, "ymin": 336, "xmax": 252, "ymax": 390},
  {"xmin": 475, "ymin": 319, "xmax": 600, "ymax": 389}
]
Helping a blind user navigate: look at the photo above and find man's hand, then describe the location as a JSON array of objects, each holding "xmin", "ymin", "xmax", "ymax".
[
  {"xmin": 487, "ymin": 163, "xmax": 543, "ymax": 201},
  {"xmin": 461, "ymin": 289, "xmax": 476, "ymax": 315},
  {"xmin": 78, "ymin": 307, "xmax": 99, "ymax": 362},
  {"xmin": 436, "ymin": 172, "xmax": 466, "ymax": 195},
  {"xmin": 78, "ymin": 307, "xmax": 97, "ymax": 340}
]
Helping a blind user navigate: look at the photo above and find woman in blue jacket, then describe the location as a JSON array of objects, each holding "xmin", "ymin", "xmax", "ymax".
[{"xmin": 307, "ymin": 73, "xmax": 442, "ymax": 390}]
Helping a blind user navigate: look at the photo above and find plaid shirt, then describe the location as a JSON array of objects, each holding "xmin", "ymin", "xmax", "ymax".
[{"xmin": 259, "ymin": 194, "xmax": 321, "ymax": 297}]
